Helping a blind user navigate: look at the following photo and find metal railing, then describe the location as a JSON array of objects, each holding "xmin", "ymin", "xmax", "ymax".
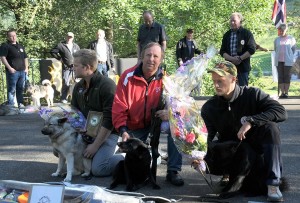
[{"xmin": 0, "ymin": 59, "xmax": 41, "ymax": 104}]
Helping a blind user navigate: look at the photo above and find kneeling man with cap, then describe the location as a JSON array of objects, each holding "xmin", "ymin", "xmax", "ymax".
[{"xmin": 201, "ymin": 61, "xmax": 287, "ymax": 201}]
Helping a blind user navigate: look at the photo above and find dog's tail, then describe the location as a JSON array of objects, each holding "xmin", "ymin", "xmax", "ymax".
[{"xmin": 42, "ymin": 79, "xmax": 52, "ymax": 86}]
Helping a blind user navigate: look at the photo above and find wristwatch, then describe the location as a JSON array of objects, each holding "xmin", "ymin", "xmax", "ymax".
[
  {"xmin": 245, "ymin": 116, "xmax": 255, "ymax": 125},
  {"xmin": 241, "ymin": 116, "xmax": 255, "ymax": 126}
]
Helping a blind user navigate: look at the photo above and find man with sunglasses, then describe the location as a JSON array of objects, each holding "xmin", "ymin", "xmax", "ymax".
[{"xmin": 71, "ymin": 49, "xmax": 124, "ymax": 177}]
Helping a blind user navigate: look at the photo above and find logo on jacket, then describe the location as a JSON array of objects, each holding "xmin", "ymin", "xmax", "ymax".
[{"xmin": 155, "ymin": 87, "xmax": 161, "ymax": 93}]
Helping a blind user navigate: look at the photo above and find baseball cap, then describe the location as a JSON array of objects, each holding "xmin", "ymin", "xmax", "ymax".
[
  {"xmin": 186, "ymin": 28, "xmax": 194, "ymax": 33},
  {"xmin": 67, "ymin": 32, "xmax": 74, "ymax": 38},
  {"xmin": 208, "ymin": 61, "xmax": 237, "ymax": 77}
]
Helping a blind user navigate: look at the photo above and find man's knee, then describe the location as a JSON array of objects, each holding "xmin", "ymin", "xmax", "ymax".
[{"xmin": 262, "ymin": 122, "xmax": 281, "ymax": 144}]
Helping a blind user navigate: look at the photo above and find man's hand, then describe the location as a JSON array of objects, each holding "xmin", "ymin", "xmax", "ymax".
[
  {"xmin": 122, "ymin": 132, "xmax": 130, "ymax": 142},
  {"xmin": 237, "ymin": 122, "xmax": 251, "ymax": 140},
  {"xmin": 232, "ymin": 56, "xmax": 242, "ymax": 65},
  {"xmin": 111, "ymin": 68, "xmax": 117, "ymax": 75},
  {"xmin": 84, "ymin": 143, "xmax": 98, "ymax": 159},
  {"xmin": 155, "ymin": 109, "xmax": 169, "ymax": 121},
  {"xmin": 9, "ymin": 67, "xmax": 16, "ymax": 74},
  {"xmin": 179, "ymin": 60, "xmax": 183, "ymax": 66}
]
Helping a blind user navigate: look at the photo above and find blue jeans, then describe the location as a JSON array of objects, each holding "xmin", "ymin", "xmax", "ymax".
[
  {"xmin": 97, "ymin": 63, "xmax": 108, "ymax": 77},
  {"xmin": 91, "ymin": 134, "xmax": 124, "ymax": 177},
  {"xmin": 6, "ymin": 70, "xmax": 26, "ymax": 106},
  {"xmin": 128, "ymin": 127, "xmax": 182, "ymax": 172}
]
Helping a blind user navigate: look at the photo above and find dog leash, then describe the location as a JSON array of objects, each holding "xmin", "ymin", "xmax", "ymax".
[{"xmin": 197, "ymin": 140, "xmax": 243, "ymax": 201}]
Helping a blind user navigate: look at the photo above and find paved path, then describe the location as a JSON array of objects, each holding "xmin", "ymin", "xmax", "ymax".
[{"xmin": 0, "ymin": 97, "xmax": 300, "ymax": 202}]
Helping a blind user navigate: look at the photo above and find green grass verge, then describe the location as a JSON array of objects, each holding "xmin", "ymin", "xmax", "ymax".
[{"xmin": 250, "ymin": 76, "xmax": 300, "ymax": 96}]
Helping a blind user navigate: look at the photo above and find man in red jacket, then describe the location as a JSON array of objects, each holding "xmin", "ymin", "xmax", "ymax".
[{"xmin": 112, "ymin": 42, "xmax": 184, "ymax": 186}]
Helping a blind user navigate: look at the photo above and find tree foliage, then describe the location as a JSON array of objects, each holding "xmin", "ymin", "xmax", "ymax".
[
  {"xmin": 0, "ymin": 0, "xmax": 281, "ymax": 101},
  {"xmin": 1, "ymin": 0, "xmax": 276, "ymax": 60}
]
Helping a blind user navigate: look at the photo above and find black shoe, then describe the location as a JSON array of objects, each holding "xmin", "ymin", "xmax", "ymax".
[
  {"xmin": 166, "ymin": 171, "xmax": 184, "ymax": 186},
  {"xmin": 279, "ymin": 93, "xmax": 285, "ymax": 99},
  {"xmin": 283, "ymin": 93, "xmax": 288, "ymax": 98}
]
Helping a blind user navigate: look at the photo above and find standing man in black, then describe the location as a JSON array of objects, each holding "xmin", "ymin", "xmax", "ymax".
[
  {"xmin": 50, "ymin": 32, "xmax": 80, "ymax": 103},
  {"xmin": 176, "ymin": 28, "xmax": 202, "ymax": 66},
  {"xmin": 220, "ymin": 12, "xmax": 256, "ymax": 86},
  {"xmin": 137, "ymin": 10, "xmax": 167, "ymax": 62},
  {"xmin": 0, "ymin": 29, "xmax": 28, "ymax": 107}
]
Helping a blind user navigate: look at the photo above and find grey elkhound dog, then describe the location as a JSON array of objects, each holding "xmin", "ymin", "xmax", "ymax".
[
  {"xmin": 27, "ymin": 79, "xmax": 54, "ymax": 108},
  {"xmin": 41, "ymin": 112, "xmax": 91, "ymax": 182}
]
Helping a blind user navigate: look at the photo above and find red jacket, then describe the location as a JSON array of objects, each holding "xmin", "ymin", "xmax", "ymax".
[{"xmin": 112, "ymin": 64, "xmax": 164, "ymax": 132}]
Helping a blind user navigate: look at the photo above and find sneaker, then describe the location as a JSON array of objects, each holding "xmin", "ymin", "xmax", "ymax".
[
  {"xmin": 283, "ymin": 93, "xmax": 288, "ymax": 98},
  {"xmin": 158, "ymin": 148, "xmax": 168, "ymax": 161},
  {"xmin": 279, "ymin": 94, "xmax": 285, "ymax": 99},
  {"xmin": 18, "ymin": 103, "xmax": 25, "ymax": 109},
  {"xmin": 166, "ymin": 170, "xmax": 184, "ymax": 186},
  {"xmin": 267, "ymin": 185, "xmax": 283, "ymax": 202},
  {"xmin": 61, "ymin": 99, "xmax": 68, "ymax": 104}
]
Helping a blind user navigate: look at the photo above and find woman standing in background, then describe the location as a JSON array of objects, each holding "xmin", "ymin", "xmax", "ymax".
[{"xmin": 274, "ymin": 23, "xmax": 296, "ymax": 98}]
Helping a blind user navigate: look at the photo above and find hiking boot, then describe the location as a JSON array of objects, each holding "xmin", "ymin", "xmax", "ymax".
[
  {"xmin": 267, "ymin": 185, "xmax": 283, "ymax": 202},
  {"xmin": 166, "ymin": 170, "xmax": 184, "ymax": 186}
]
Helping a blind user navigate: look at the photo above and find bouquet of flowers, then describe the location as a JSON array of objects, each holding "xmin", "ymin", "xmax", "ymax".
[
  {"xmin": 163, "ymin": 46, "xmax": 216, "ymax": 172},
  {"xmin": 39, "ymin": 107, "xmax": 86, "ymax": 130}
]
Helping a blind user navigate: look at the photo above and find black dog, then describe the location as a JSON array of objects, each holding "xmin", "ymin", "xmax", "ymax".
[
  {"xmin": 109, "ymin": 138, "xmax": 160, "ymax": 191},
  {"xmin": 204, "ymin": 141, "xmax": 288, "ymax": 199}
]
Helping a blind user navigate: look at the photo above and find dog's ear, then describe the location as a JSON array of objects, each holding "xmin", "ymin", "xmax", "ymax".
[{"xmin": 58, "ymin": 117, "xmax": 68, "ymax": 125}]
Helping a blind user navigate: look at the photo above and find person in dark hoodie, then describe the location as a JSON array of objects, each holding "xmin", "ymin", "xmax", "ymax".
[
  {"xmin": 201, "ymin": 61, "xmax": 287, "ymax": 202},
  {"xmin": 176, "ymin": 28, "xmax": 202, "ymax": 66},
  {"xmin": 50, "ymin": 32, "xmax": 80, "ymax": 103}
]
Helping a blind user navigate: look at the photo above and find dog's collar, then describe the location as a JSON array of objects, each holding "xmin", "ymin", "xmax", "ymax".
[{"xmin": 51, "ymin": 128, "xmax": 65, "ymax": 139}]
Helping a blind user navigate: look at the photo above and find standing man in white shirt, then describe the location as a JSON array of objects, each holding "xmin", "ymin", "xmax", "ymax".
[{"xmin": 88, "ymin": 29, "xmax": 115, "ymax": 77}]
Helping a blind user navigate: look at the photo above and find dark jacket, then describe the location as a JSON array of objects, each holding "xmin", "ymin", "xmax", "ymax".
[
  {"xmin": 201, "ymin": 85, "xmax": 287, "ymax": 143},
  {"xmin": 87, "ymin": 40, "xmax": 114, "ymax": 70},
  {"xmin": 71, "ymin": 71, "xmax": 116, "ymax": 131},
  {"xmin": 219, "ymin": 27, "xmax": 256, "ymax": 73},
  {"xmin": 176, "ymin": 37, "xmax": 201, "ymax": 65},
  {"xmin": 50, "ymin": 41, "xmax": 80, "ymax": 67}
]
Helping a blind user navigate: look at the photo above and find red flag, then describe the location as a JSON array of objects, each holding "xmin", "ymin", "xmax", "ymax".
[{"xmin": 272, "ymin": 0, "xmax": 286, "ymax": 28}]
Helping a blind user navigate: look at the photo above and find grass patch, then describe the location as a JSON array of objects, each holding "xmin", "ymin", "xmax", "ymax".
[
  {"xmin": 250, "ymin": 76, "xmax": 300, "ymax": 96},
  {"xmin": 252, "ymin": 51, "xmax": 272, "ymax": 72}
]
